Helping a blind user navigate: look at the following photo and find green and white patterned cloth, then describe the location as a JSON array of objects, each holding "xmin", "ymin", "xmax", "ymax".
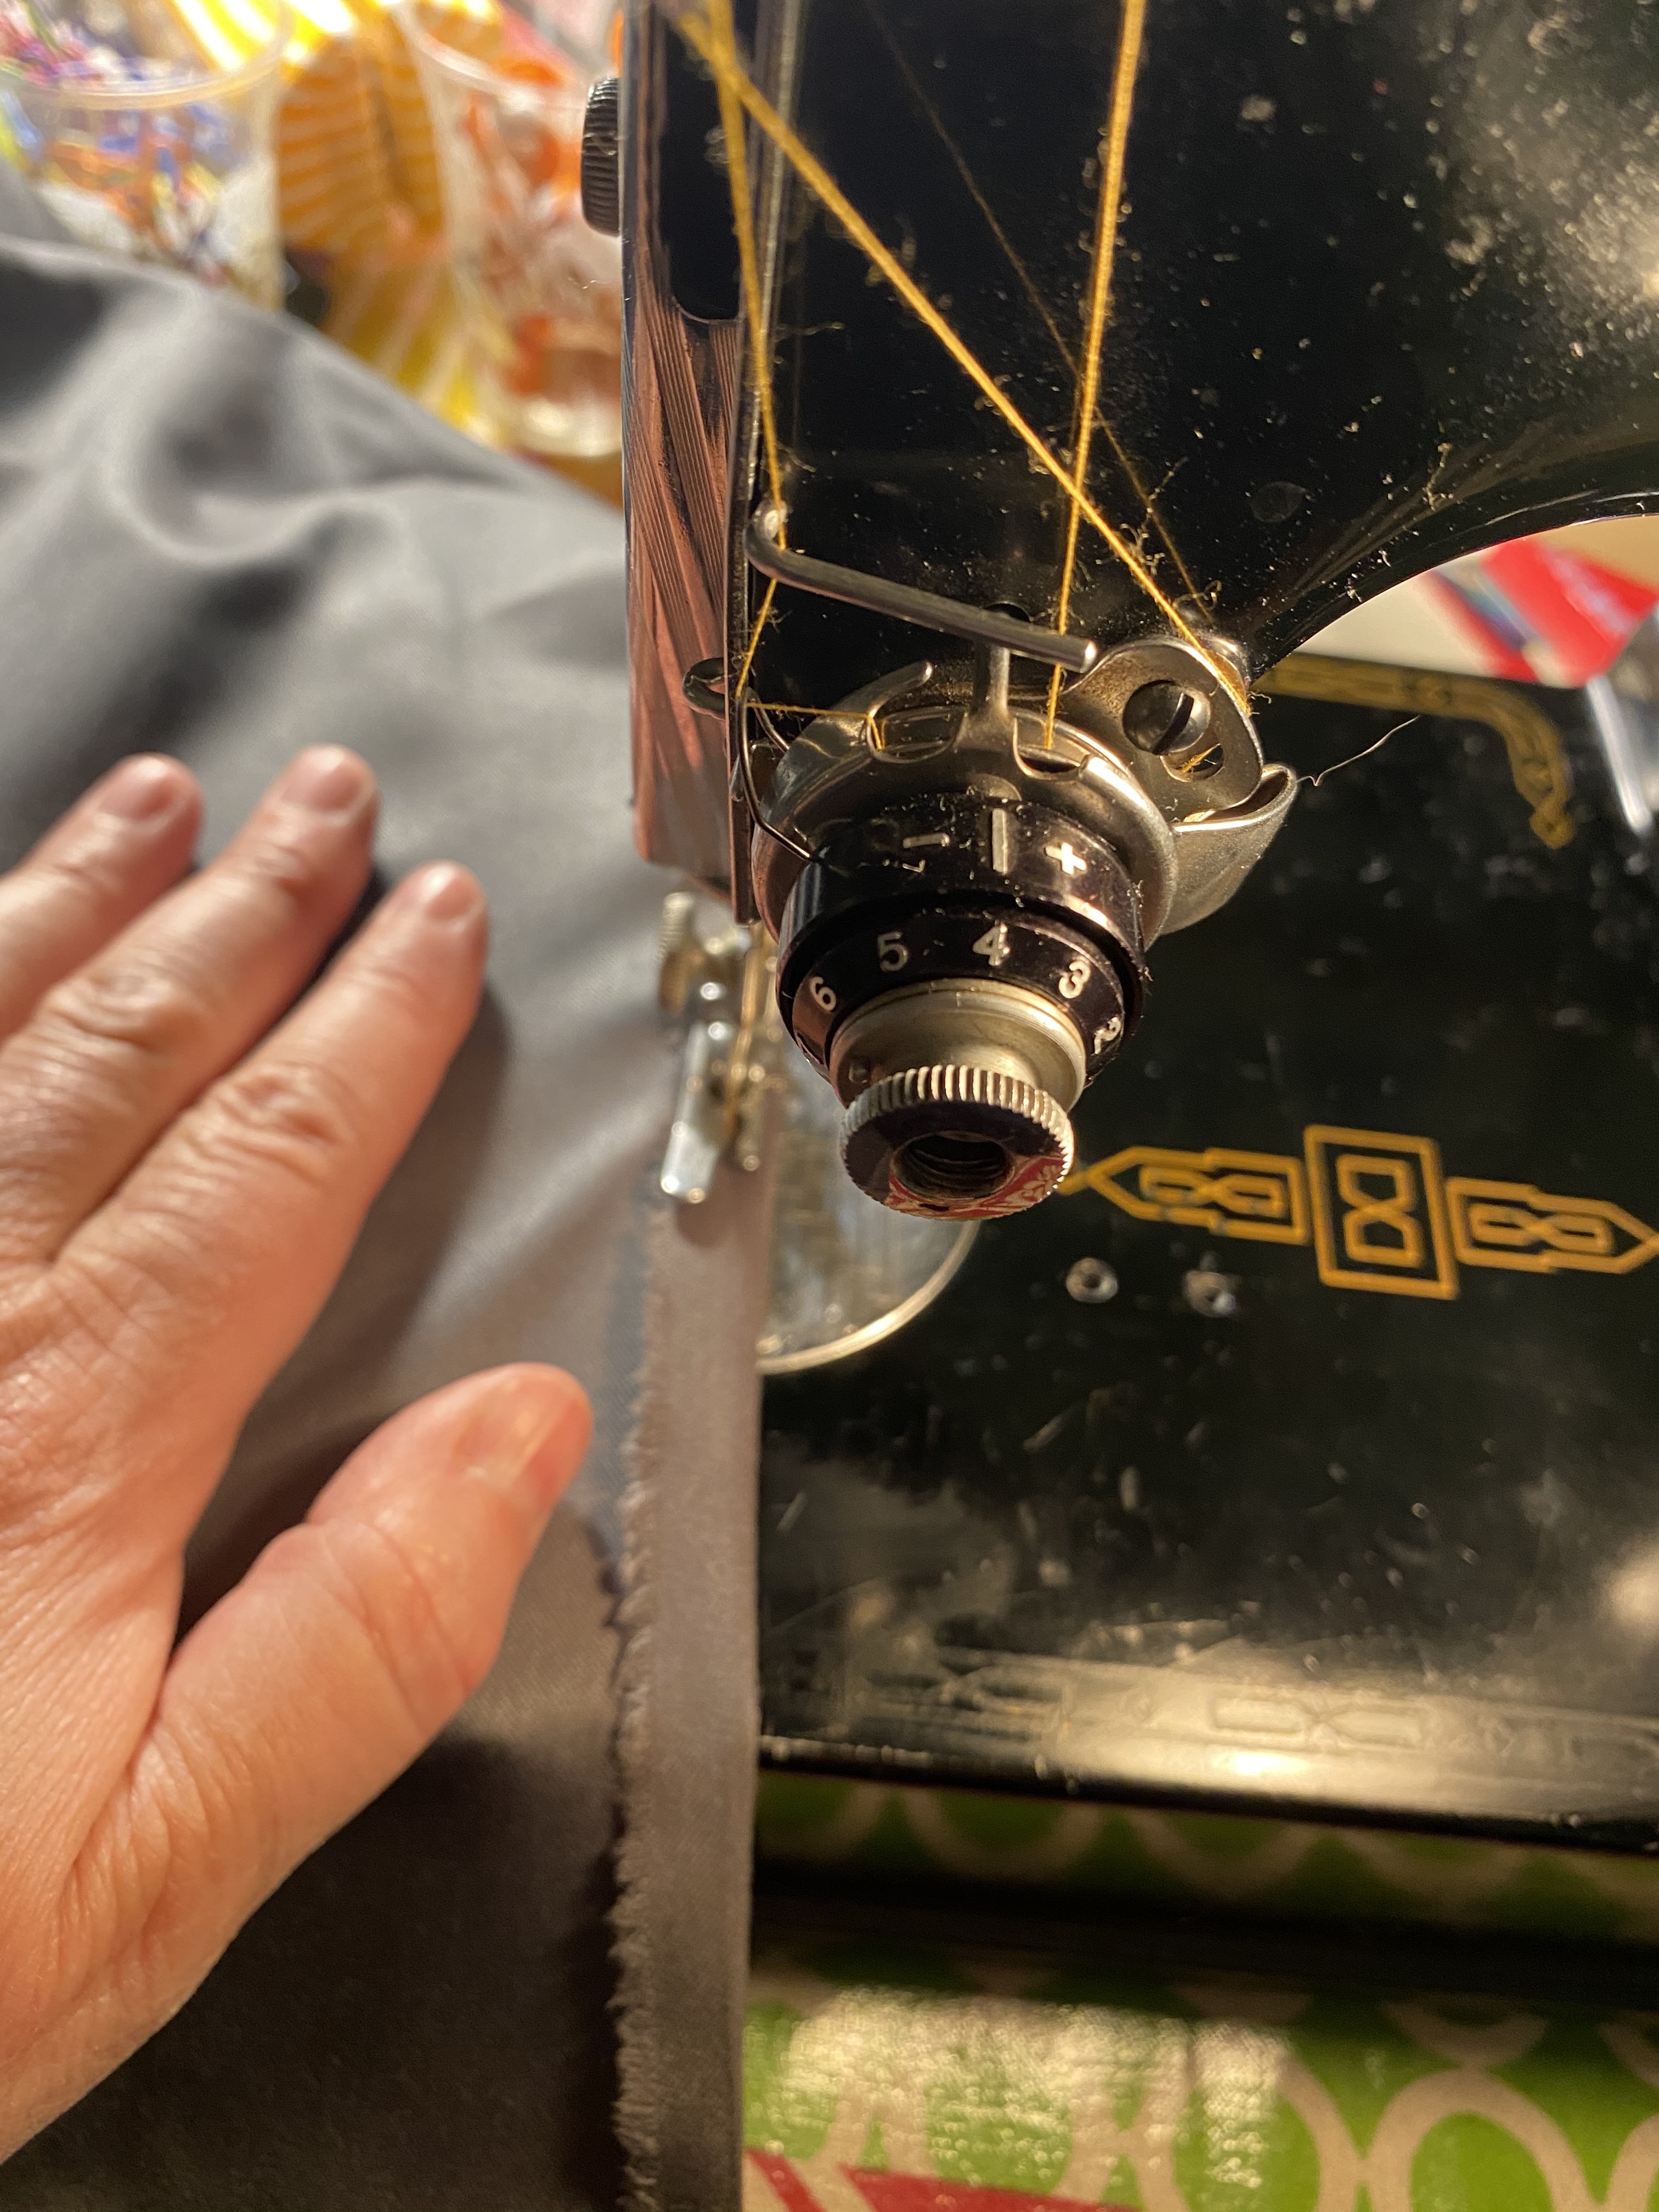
[
  {"xmin": 747, "ymin": 1779, "xmax": 1659, "ymax": 2209},
  {"xmin": 757, "ymin": 1779, "xmax": 1659, "ymax": 1948},
  {"xmin": 747, "ymin": 1941, "xmax": 1659, "ymax": 2211}
]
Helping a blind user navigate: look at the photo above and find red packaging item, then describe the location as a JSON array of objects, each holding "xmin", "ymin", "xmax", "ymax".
[{"xmin": 1434, "ymin": 538, "xmax": 1659, "ymax": 687}]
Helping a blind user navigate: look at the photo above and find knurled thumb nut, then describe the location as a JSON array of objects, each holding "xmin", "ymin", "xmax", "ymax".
[
  {"xmin": 581, "ymin": 75, "xmax": 622, "ymax": 236},
  {"xmin": 840, "ymin": 1064, "xmax": 1075, "ymax": 1218}
]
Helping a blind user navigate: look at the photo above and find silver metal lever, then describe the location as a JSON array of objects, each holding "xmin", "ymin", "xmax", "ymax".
[
  {"xmin": 744, "ymin": 506, "xmax": 1099, "ymax": 677},
  {"xmin": 657, "ymin": 891, "xmax": 783, "ymax": 1204}
]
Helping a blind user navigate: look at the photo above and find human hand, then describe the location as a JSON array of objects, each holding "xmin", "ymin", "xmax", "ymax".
[{"xmin": 0, "ymin": 749, "xmax": 591, "ymax": 2158}]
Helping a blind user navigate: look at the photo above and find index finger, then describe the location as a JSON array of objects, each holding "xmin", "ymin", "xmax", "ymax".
[{"xmin": 53, "ymin": 861, "xmax": 490, "ymax": 1538}]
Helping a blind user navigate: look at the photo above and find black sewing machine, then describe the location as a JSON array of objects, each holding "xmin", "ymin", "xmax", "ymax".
[
  {"xmin": 588, "ymin": 0, "xmax": 1659, "ymax": 1211},
  {"xmin": 582, "ymin": 1, "xmax": 1659, "ymax": 1857}
]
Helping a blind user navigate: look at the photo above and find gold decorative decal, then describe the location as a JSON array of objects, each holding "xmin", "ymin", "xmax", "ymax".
[
  {"xmin": 1305, "ymin": 1125, "xmax": 1458, "ymax": 1300},
  {"xmin": 1064, "ymin": 1125, "xmax": 1659, "ymax": 1300},
  {"xmin": 1063, "ymin": 1145, "xmax": 1308, "ymax": 1245},
  {"xmin": 1446, "ymin": 1178, "xmax": 1659, "ymax": 1277},
  {"xmin": 1260, "ymin": 653, "xmax": 1575, "ymax": 851}
]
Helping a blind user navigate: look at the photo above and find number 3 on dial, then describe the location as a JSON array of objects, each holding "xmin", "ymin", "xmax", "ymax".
[
  {"xmin": 876, "ymin": 929, "xmax": 909, "ymax": 973},
  {"xmin": 1058, "ymin": 955, "xmax": 1090, "ymax": 1000}
]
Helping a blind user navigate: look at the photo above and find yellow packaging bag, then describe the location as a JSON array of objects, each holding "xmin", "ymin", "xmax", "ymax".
[
  {"xmin": 370, "ymin": 0, "xmax": 502, "ymax": 238},
  {"xmin": 167, "ymin": 0, "xmax": 503, "ymax": 266}
]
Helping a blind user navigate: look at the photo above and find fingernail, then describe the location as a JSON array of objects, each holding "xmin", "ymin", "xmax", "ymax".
[
  {"xmin": 459, "ymin": 1372, "xmax": 589, "ymax": 1515},
  {"xmin": 275, "ymin": 747, "xmax": 371, "ymax": 816},
  {"xmin": 393, "ymin": 862, "xmax": 484, "ymax": 925},
  {"xmin": 96, "ymin": 754, "xmax": 187, "ymax": 823}
]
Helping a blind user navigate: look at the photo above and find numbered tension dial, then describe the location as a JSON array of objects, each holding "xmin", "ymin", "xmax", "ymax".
[{"xmin": 772, "ymin": 789, "xmax": 1148, "ymax": 1216}]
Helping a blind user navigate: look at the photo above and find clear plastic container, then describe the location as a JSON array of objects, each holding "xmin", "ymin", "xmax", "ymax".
[
  {"xmin": 0, "ymin": 0, "xmax": 285, "ymax": 307},
  {"xmin": 403, "ymin": 1, "xmax": 620, "ymax": 459}
]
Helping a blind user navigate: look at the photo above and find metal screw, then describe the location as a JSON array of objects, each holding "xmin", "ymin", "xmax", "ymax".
[
  {"xmin": 1182, "ymin": 1265, "xmax": 1239, "ymax": 1318},
  {"xmin": 1066, "ymin": 1256, "xmax": 1119, "ymax": 1304},
  {"xmin": 1122, "ymin": 681, "xmax": 1212, "ymax": 765},
  {"xmin": 658, "ymin": 890, "xmax": 744, "ymax": 1017}
]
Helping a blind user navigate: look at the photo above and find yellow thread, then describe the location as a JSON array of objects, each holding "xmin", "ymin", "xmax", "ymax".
[
  {"xmin": 706, "ymin": 0, "xmax": 782, "ymax": 776},
  {"xmin": 704, "ymin": 0, "xmax": 783, "ymax": 519},
  {"xmin": 861, "ymin": 0, "xmax": 1073, "ymax": 371},
  {"xmin": 860, "ymin": 0, "xmax": 1201, "ymax": 614},
  {"xmin": 1087, "ymin": 436, "xmax": 1202, "ymax": 612},
  {"xmin": 678, "ymin": 9, "xmax": 1244, "ymax": 707},
  {"xmin": 748, "ymin": 697, "xmax": 882, "ymax": 741},
  {"xmin": 1046, "ymin": 0, "xmax": 1148, "ymax": 742},
  {"xmin": 744, "ymin": 693, "xmax": 885, "ymax": 757},
  {"xmin": 734, "ymin": 575, "xmax": 777, "ymax": 702}
]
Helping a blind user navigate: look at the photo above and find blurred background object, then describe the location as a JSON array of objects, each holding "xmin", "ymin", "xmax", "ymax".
[
  {"xmin": 403, "ymin": 0, "xmax": 620, "ymax": 459},
  {"xmin": 0, "ymin": 0, "xmax": 623, "ymax": 475},
  {"xmin": 0, "ymin": 0, "xmax": 285, "ymax": 303},
  {"xmin": 1308, "ymin": 523, "xmax": 1659, "ymax": 685}
]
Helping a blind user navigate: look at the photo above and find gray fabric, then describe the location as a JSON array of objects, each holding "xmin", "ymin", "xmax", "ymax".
[
  {"xmin": 0, "ymin": 176, "xmax": 760, "ymax": 2207},
  {"xmin": 614, "ymin": 1173, "xmax": 774, "ymax": 2211}
]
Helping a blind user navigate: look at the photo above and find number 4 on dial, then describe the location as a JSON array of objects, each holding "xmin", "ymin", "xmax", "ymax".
[{"xmin": 973, "ymin": 921, "xmax": 1010, "ymax": 968}]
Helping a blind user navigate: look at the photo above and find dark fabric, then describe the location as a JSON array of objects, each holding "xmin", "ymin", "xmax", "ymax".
[
  {"xmin": 0, "ymin": 174, "xmax": 761, "ymax": 2208},
  {"xmin": 13, "ymin": 1516, "xmax": 625, "ymax": 2212},
  {"xmin": 614, "ymin": 1181, "xmax": 774, "ymax": 2210}
]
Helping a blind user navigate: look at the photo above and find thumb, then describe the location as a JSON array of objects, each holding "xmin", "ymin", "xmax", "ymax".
[{"xmin": 127, "ymin": 1365, "xmax": 590, "ymax": 1991}]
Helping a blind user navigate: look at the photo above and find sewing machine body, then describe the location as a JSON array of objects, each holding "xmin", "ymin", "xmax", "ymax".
[
  {"xmin": 757, "ymin": 669, "xmax": 1659, "ymax": 1842},
  {"xmin": 574, "ymin": 0, "xmax": 1659, "ymax": 1837},
  {"xmin": 609, "ymin": 0, "xmax": 1659, "ymax": 1216}
]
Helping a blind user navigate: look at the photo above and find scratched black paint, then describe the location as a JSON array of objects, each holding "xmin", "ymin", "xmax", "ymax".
[
  {"xmin": 759, "ymin": 690, "xmax": 1659, "ymax": 1844},
  {"xmin": 744, "ymin": 0, "xmax": 1659, "ymax": 714}
]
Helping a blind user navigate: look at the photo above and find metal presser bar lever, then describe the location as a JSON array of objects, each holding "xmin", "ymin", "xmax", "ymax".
[{"xmin": 744, "ymin": 508, "xmax": 1099, "ymax": 678}]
